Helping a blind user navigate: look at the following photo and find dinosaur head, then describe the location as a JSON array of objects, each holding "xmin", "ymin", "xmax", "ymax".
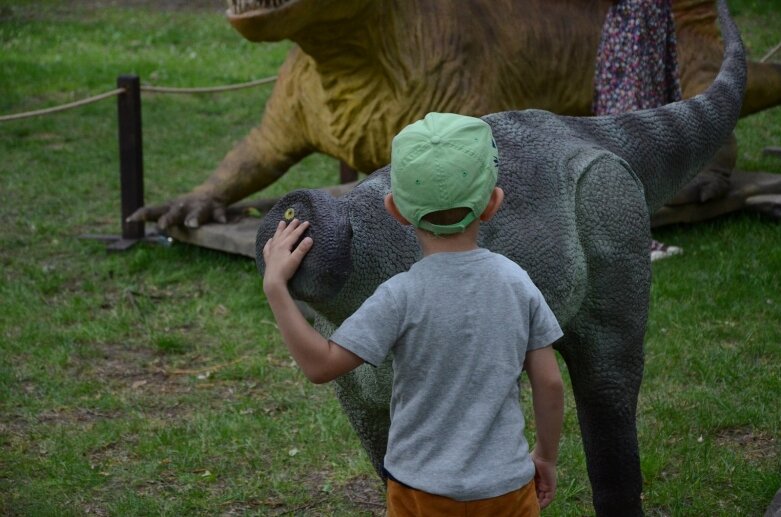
[
  {"xmin": 255, "ymin": 189, "xmax": 353, "ymax": 303},
  {"xmin": 256, "ymin": 171, "xmax": 421, "ymax": 323},
  {"xmin": 226, "ymin": 0, "xmax": 371, "ymax": 42}
]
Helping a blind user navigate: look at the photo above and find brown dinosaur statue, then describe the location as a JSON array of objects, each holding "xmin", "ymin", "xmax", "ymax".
[{"xmin": 128, "ymin": 0, "xmax": 781, "ymax": 229}]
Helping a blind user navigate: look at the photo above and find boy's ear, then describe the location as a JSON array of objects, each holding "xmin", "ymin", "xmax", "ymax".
[
  {"xmin": 384, "ymin": 193, "xmax": 412, "ymax": 225},
  {"xmin": 480, "ymin": 187, "xmax": 505, "ymax": 222}
]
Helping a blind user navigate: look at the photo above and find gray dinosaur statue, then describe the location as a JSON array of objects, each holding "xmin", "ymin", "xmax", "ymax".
[{"xmin": 254, "ymin": 1, "xmax": 746, "ymax": 515}]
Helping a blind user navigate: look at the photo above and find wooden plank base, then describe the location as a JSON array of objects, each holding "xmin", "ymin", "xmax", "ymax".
[{"xmin": 650, "ymin": 170, "xmax": 781, "ymax": 227}]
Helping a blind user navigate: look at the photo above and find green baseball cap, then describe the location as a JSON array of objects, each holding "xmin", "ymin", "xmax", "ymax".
[{"xmin": 390, "ymin": 112, "xmax": 499, "ymax": 235}]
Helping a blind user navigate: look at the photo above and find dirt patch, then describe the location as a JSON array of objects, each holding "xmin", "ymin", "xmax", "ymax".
[
  {"xmin": 63, "ymin": 340, "xmax": 275, "ymax": 419},
  {"xmin": 715, "ymin": 427, "xmax": 778, "ymax": 464},
  {"xmin": 69, "ymin": 342, "xmax": 184, "ymax": 395},
  {"xmin": 36, "ymin": 407, "xmax": 123, "ymax": 425},
  {"xmin": 87, "ymin": 435, "xmax": 140, "ymax": 473},
  {"xmin": 252, "ymin": 471, "xmax": 384, "ymax": 516},
  {"xmin": 341, "ymin": 474, "xmax": 385, "ymax": 514},
  {"xmin": 216, "ymin": 498, "xmax": 268, "ymax": 516},
  {"xmin": 80, "ymin": 343, "xmax": 160, "ymax": 375},
  {"xmin": 81, "ymin": 503, "xmax": 110, "ymax": 516},
  {"xmin": 58, "ymin": 342, "xmax": 204, "ymax": 424}
]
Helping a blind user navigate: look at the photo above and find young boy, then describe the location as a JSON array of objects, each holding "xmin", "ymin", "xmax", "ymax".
[{"xmin": 262, "ymin": 112, "xmax": 564, "ymax": 515}]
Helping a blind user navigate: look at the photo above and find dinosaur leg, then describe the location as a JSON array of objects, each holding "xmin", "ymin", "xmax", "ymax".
[
  {"xmin": 559, "ymin": 160, "xmax": 650, "ymax": 516},
  {"xmin": 558, "ymin": 324, "xmax": 646, "ymax": 516},
  {"xmin": 311, "ymin": 316, "xmax": 392, "ymax": 479},
  {"xmin": 333, "ymin": 361, "xmax": 393, "ymax": 480}
]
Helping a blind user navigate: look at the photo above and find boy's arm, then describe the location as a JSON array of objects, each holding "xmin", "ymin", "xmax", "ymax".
[
  {"xmin": 262, "ymin": 219, "xmax": 364, "ymax": 384},
  {"xmin": 524, "ymin": 345, "xmax": 564, "ymax": 509}
]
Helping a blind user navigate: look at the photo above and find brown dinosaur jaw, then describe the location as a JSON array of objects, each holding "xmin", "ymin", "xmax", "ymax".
[
  {"xmin": 226, "ymin": 0, "xmax": 305, "ymax": 41},
  {"xmin": 226, "ymin": 0, "xmax": 295, "ymax": 16},
  {"xmin": 226, "ymin": 0, "xmax": 370, "ymax": 44}
]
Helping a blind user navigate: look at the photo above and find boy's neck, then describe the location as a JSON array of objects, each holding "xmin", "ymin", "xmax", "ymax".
[{"xmin": 415, "ymin": 223, "xmax": 481, "ymax": 257}]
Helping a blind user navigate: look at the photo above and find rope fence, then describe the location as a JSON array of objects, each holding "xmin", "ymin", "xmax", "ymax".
[
  {"xmin": 0, "ymin": 89, "xmax": 126, "ymax": 122},
  {"xmin": 0, "ymin": 76, "xmax": 277, "ymax": 123}
]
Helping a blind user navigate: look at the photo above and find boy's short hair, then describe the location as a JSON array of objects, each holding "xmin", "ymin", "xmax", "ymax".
[{"xmin": 390, "ymin": 112, "xmax": 499, "ymax": 235}]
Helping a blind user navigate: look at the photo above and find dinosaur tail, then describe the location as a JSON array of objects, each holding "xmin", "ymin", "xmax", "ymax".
[{"xmin": 566, "ymin": 0, "xmax": 747, "ymax": 213}]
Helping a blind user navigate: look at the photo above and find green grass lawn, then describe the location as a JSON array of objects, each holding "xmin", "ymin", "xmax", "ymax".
[{"xmin": 1, "ymin": 1, "xmax": 780, "ymax": 515}]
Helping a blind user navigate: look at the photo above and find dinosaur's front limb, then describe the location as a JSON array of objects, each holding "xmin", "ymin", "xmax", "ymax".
[
  {"xmin": 560, "ymin": 161, "xmax": 650, "ymax": 516},
  {"xmin": 128, "ymin": 126, "xmax": 310, "ymax": 229},
  {"xmin": 312, "ymin": 315, "xmax": 392, "ymax": 479},
  {"xmin": 333, "ymin": 361, "xmax": 393, "ymax": 480}
]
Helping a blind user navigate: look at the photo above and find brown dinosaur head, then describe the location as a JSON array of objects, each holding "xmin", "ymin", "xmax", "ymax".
[{"xmin": 226, "ymin": 0, "xmax": 371, "ymax": 42}]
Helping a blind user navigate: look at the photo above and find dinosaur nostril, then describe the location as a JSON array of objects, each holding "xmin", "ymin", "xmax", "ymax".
[{"xmin": 284, "ymin": 208, "xmax": 296, "ymax": 221}]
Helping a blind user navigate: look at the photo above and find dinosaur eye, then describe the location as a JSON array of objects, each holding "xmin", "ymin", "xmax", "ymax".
[{"xmin": 284, "ymin": 208, "xmax": 296, "ymax": 221}]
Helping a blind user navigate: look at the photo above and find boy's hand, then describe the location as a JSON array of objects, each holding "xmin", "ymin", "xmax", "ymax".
[
  {"xmin": 262, "ymin": 219, "xmax": 313, "ymax": 292},
  {"xmin": 531, "ymin": 450, "xmax": 557, "ymax": 509}
]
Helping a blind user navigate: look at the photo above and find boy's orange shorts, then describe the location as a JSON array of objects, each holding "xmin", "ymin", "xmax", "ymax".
[{"xmin": 387, "ymin": 478, "xmax": 540, "ymax": 517}]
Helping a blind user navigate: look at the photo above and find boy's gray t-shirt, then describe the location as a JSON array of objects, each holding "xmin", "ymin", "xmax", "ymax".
[{"xmin": 330, "ymin": 248, "xmax": 563, "ymax": 501}]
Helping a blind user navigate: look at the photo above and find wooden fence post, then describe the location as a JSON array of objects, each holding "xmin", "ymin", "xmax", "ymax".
[{"xmin": 112, "ymin": 75, "xmax": 145, "ymax": 249}]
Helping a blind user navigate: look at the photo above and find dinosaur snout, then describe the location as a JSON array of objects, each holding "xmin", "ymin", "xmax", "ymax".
[{"xmin": 255, "ymin": 189, "xmax": 353, "ymax": 302}]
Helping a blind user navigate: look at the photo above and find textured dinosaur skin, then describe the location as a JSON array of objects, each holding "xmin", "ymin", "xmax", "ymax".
[
  {"xmin": 255, "ymin": 2, "xmax": 745, "ymax": 515},
  {"xmin": 129, "ymin": 0, "xmax": 778, "ymax": 228}
]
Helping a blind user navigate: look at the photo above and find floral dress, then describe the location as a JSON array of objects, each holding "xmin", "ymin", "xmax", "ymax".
[
  {"xmin": 593, "ymin": 0, "xmax": 682, "ymax": 115},
  {"xmin": 593, "ymin": 0, "xmax": 684, "ymax": 260}
]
